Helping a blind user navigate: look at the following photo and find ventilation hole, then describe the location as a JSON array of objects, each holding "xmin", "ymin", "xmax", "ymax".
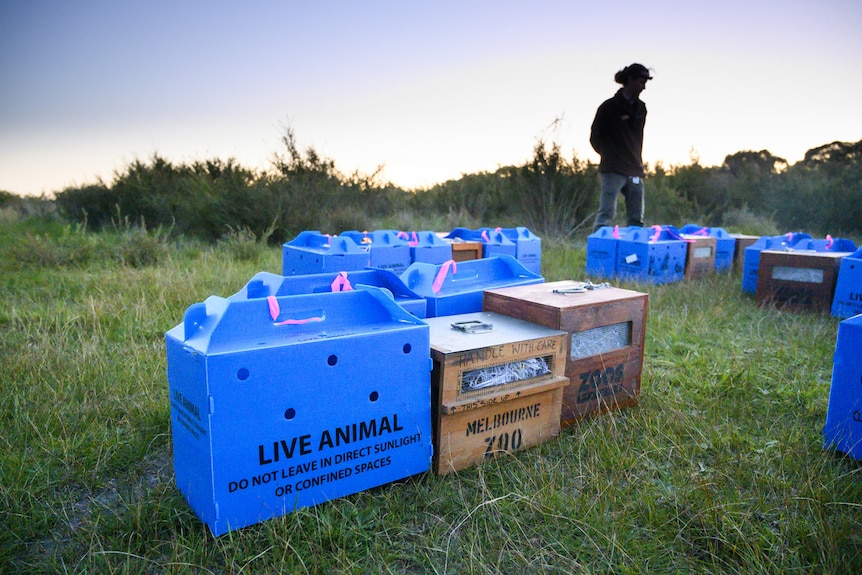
[
  {"xmin": 403, "ymin": 343, "xmax": 412, "ymax": 354},
  {"xmin": 237, "ymin": 368, "xmax": 250, "ymax": 381},
  {"xmin": 369, "ymin": 391, "xmax": 379, "ymax": 402},
  {"xmin": 327, "ymin": 355, "xmax": 338, "ymax": 366},
  {"xmin": 284, "ymin": 408, "xmax": 296, "ymax": 420}
]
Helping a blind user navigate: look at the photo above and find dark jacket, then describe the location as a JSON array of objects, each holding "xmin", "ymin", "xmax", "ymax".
[{"xmin": 590, "ymin": 89, "xmax": 647, "ymax": 178}]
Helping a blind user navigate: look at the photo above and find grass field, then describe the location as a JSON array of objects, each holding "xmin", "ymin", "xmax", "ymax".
[{"xmin": 1, "ymin": 222, "xmax": 860, "ymax": 574}]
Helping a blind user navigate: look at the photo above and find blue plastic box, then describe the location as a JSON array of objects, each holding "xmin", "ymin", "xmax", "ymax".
[
  {"xmin": 615, "ymin": 226, "xmax": 688, "ymax": 284},
  {"xmin": 586, "ymin": 225, "xmax": 638, "ymax": 279},
  {"xmin": 832, "ymin": 247, "xmax": 862, "ymax": 318},
  {"xmin": 166, "ymin": 289, "xmax": 433, "ymax": 536},
  {"xmin": 792, "ymin": 236, "xmax": 857, "ymax": 253},
  {"xmin": 445, "ymin": 227, "xmax": 518, "ymax": 259},
  {"xmin": 282, "ymin": 231, "xmax": 370, "ymax": 275},
  {"xmin": 479, "ymin": 227, "xmax": 543, "ymax": 275},
  {"xmin": 400, "ymin": 255, "xmax": 543, "ymax": 318},
  {"xmin": 231, "ymin": 270, "xmax": 428, "ymax": 318},
  {"xmin": 823, "ymin": 313, "xmax": 862, "ymax": 460},
  {"xmin": 741, "ymin": 233, "xmax": 811, "ymax": 294},
  {"xmin": 399, "ymin": 230, "xmax": 453, "ymax": 265},
  {"xmin": 679, "ymin": 224, "xmax": 736, "ymax": 272},
  {"xmin": 341, "ymin": 230, "xmax": 413, "ymax": 275}
]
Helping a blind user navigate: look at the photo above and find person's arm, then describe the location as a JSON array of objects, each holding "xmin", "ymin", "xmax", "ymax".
[{"xmin": 589, "ymin": 104, "xmax": 606, "ymax": 156}]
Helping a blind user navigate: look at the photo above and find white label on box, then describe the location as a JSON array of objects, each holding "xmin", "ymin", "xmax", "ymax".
[
  {"xmin": 625, "ymin": 254, "xmax": 638, "ymax": 264},
  {"xmin": 693, "ymin": 247, "xmax": 713, "ymax": 258}
]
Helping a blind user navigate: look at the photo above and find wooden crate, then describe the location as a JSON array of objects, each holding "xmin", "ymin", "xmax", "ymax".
[
  {"xmin": 435, "ymin": 233, "xmax": 484, "ymax": 262},
  {"xmin": 756, "ymin": 250, "xmax": 850, "ymax": 313},
  {"xmin": 682, "ymin": 235, "xmax": 717, "ymax": 279},
  {"xmin": 483, "ymin": 280, "xmax": 648, "ymax": 426},
  {"xmin": 427, "ymin": 312, "xmax": 568, "ymax": 475},
  {"xmin": 450, "ymin": 241, "xmax": 484, "ymax": 262},
  {"xmin": 730, "ymin": 234, "xmax": 759, "ymax": 272}
]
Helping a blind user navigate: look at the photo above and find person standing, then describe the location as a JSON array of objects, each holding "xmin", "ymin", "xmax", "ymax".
[{"xmin": 589, "ymin": 63, "xmax": 652, "ymax": 232}]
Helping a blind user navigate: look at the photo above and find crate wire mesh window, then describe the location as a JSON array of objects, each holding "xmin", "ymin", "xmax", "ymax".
[
  {"xmin": 570, "ymin": 322, "xmax": 632, "ymax": 360},
  {"xmin": 772, "ymin": 266, "xmax": 825, "ymax": 283},
  {"xmin": 460, "ymin": 356, "xmax": 554, "ymax": 393}
]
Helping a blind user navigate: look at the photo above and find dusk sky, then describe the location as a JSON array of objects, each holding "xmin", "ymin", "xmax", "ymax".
[{"xmin": 2, "ymin": 0, "xmax": 860, "ymax": 196}]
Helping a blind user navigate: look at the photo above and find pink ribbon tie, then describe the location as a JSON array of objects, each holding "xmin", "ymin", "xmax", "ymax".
[
  {"xmin": 432, "ymin": 260, "xmax": 457, "ymax": 293},
  {"xmin": 267, "ymin": 296, "xmax": 324, "ymax": 325},
  {"xmin": 267, "ymin": 295, "xmax": 280, "ymax": 321},
  {"xmin": 330, "ymin": 271, "xmax": 353, "ymax": 292}
]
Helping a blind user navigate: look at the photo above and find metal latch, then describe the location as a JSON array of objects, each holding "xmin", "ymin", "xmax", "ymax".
[
  {"xmin": 552, "ymin": 280, "xmax": 611, "ymax": 294},
  {"xmin": 451, "ymin": 320, "xmax": 494, "ymax": 334}
]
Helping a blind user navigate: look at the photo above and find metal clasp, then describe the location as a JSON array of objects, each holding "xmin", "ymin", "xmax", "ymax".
[
  {"xmin": 451, "ymin": 320, "xmax": 494, "ymax": 334},
  {"xmin": 552, "ymin": 280, "xmax": 611, "ymax": 294}
]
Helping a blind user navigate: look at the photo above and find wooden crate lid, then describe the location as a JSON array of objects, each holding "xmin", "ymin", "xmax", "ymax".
[
  {"xmin": 484, "ymin": 280, "xmax": 647, "ymax": 310},
  {"xmin": 729, "ymin": 233, "xmax": 760, "ymax": 239},
  {"xmin": 426, "ymin": 311, "xmax": 566, "ymax": 353},
  {"xmin": 760, "ymin": 249, "xmax": 852, "ymax": 262}
]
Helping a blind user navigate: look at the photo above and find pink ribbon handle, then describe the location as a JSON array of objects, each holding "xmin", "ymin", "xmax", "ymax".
[
  {"xmin": 650, "ymin": 225, "xmax": 662, "ymax": 242},
  {"xmin": 400, "ymin": 230, "xmax": 420, "ymax": 246},
  {"xmin": 330, "ymin": 271, "xmax": 353, "ymax": 292},
  {"xmin": 612, "ymin": 225, "xmax": 621, "ymax": 239},
  {"xmin": 825, "ymin": 234, "xmax": 834, "ymax": 250},
  {"xmin": 481, "ymin": 230, "xmax": 490, "ymax": 242},
  {"xmin": 695, "ymin": 227, "xmax": 709, "ymax": 236},
  {"xmin": 267, "ymin": 296, "xmax": 325, "ymax": 325},
  {"xmin": 267, "ymin": 295, "xmax": 281, "ymax": 321},
  {"xmin": 432, "ymin": 260, "xmax": 457, "ymax": 293}
]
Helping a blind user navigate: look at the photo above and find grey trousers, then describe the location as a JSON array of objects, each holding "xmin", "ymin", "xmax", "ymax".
[{"xmin": 593, "ymin": 172, "xmax": 645, "ymax": 231}]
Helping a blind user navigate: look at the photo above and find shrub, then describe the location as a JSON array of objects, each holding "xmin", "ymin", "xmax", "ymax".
[
  {"xmin": 510, "ymin": 141, "xmax": 597, "ymax": 239},
  {"xmin": 3, "ymin": 222, "xmax": 101, "ymax": 269},
  {"xmin": 114, "ymin": 226, "xmax": 170, "ymax": 268},
  {"xmin": 218, "ymin": 226, "xmax": 270, "ymax": 262},
  {"xmin": 38, "ymin": 133, "xmax": 862, "ymax": 243},
  {"xmin": 720, "ymin": 206, "xmax": 781, "ymax": 236},
  {"xmin": 643, "ymin": 165, "xmax": 702, "ymax": 226}
]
